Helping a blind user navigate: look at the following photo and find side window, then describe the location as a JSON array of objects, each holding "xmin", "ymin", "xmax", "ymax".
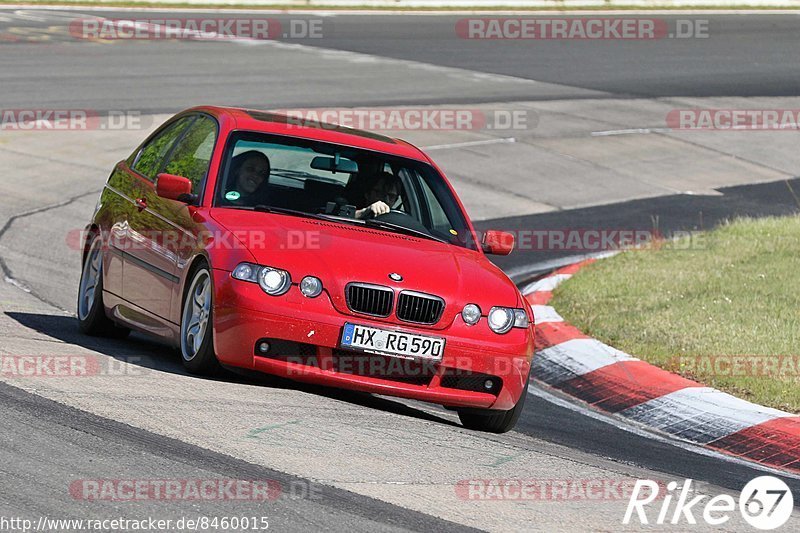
[
  {"xmin": 132, "ymin": 117, "xmax": 193, "ymax": 180},
  {"xmin": 162, "ymin": 116, "xmax": 217, "ymax": 194}
]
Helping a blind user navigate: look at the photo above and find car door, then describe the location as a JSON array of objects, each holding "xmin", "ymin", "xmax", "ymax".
[
  {"xmin": 148, "ymin": 114, "xmax": 218, "ymax": 325},
  {"xmin": 99, "ymin": 163, "xmax": 136, "ymax": 299},
  {"xmin": 122, "ymin": 115, "xmax": 194, "ymax": 323}
]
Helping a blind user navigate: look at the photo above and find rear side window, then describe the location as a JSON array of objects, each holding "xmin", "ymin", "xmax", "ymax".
[
  {"xmin": 132, "ymin": 117, "xmax": 192, "ymax": 181},
  {"xmin": 163, "ymin": 116, "xmax": 217, "ymax": 194}
]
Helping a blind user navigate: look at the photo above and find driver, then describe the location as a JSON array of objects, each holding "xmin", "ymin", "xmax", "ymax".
[{"xmin": 355, "ymin": 171, "xmax": 402, "ymax": 219}]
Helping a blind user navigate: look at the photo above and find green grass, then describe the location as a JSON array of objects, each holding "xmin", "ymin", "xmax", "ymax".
[{"xmin": 550, "ymin": 215, "xmax": 800, "ymax": 413}]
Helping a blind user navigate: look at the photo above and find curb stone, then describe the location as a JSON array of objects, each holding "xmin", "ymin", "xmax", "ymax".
[{"xmin": 524, "ymin": 258, "xmax": 800, "ymax": 474}]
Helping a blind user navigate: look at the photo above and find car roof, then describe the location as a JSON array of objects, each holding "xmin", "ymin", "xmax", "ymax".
[{"xmin": 190, "ymin": 106, "xmax": 430, "ymax": 162}]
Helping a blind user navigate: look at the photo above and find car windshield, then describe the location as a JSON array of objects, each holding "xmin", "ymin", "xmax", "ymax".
[{"xmin": 214, "ymin": 131, "xmax": 476, "ymax": 250}]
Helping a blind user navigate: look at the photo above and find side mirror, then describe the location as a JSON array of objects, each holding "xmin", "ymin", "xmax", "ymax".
[
  {"xmin": 482, "ymin": 230, "xmax": 515, "ymax": 256},
  {"xmin": 156, "ymin": 173, "xmax": 194, "ymax": 203}
]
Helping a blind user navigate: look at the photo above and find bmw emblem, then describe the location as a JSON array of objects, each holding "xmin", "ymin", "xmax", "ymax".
[{"xmin": 389, "ymin": 273, "xmax": 403, "ymax": 282}]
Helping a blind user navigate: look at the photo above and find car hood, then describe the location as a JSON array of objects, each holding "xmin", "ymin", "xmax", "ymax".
[{"xmin": 209, "ymin": 209, "xmax": 521, "ymax": 327}]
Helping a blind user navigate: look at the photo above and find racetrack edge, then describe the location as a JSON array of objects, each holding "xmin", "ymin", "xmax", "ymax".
[{"xmin": 523, "ymin": 258, "xmax": 800, "ymax": 475}]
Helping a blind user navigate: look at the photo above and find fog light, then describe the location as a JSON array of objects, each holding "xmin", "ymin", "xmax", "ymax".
[
  {"xmin": 484, "ymin": 379, "xmax": 494, "ymax": 390},
  {"xmin": 300, "ymin": 276, "xmax": 323, "ymax": 298},
  {"xmin": 462, "ymin": 303, "xmax": 481, "ymax": 325},
  {"xmin": 257, "ymin": 341, "xmax": 271, "ymax": 354}
]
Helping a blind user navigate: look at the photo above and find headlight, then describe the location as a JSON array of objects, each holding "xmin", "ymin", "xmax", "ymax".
[
  {"xmin": 488, "ymin": 307, "xmax": 529, "ymax": 334},
  {"xmin": 462, "ymin": 303, "xmax": 481, "ymax": 325},
  {"xmin": 488, "ymin": 307, "xmax": 515, "ymax": 334},
  {"xmin": 300, "ymin": 276, "xmax": 323, "ymax": 298},
  {"xmin": 232, "ymin": 262, "xmax": 293, "ymax": 296},
  {"xmin": 232, "ymin": 262, "xmax": 259, "ymax": 282},
  {"xmin": 259, "ymin": 267, "xmax": 291, "ymax": 296}
]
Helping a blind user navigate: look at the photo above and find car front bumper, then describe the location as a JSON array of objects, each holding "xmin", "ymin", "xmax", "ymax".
[{"xmin": 212, "ymin": 269, "xmax": 534, "ymax": 410}]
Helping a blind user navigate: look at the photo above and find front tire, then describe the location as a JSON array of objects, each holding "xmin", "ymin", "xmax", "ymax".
[
  {"xmin": 457, "ymin": 378, "xmax": 529, "ymax": 433},
  {"xmin": 77, "ymin": 234, "xmax": 130, "ymax": 338},
  {"xmin": 180, "ymin": 265, "xmax": 221, "ymax": 375}
]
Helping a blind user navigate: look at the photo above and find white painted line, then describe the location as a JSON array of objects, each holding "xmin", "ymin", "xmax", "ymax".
[
  {"xmin": 11, "ymin": 9, "xmax": 96, "ymax": 21},
  {"xmin": 593, "ymin": 124, "xmax": 800, "ymax": 135},
  {"xmin": 593, "ymin": 251, "xmax": 621, "ymax": 260},
  {"xmin": 523, "ymin": 273, "xmax": 571, "ymax": 294},
  {"xmin": 4, "ymin": 275, "xmax": 31, "ymax": 293},
  {"xmin": 536, "ymin": 338, "xmax": 638, "ymax": 379},
  {"xmin": 11, "ymin": 9, "xmax": 48, "ymax": 21},
  {"xmin": 591, "ymin": 128, "xmax": 672, "ymax": 137},
  {"xmin": 531, "ymin": 305, "xmax": 563, "ymax": 324},
  {"xmin": 83, "ymin": 17, "xmax": 269, "ymax": 44},
  {"xmin": 528, "ymin": 383, "xmax": 800, "ymax": 481},
  {"xmin": 422, "ymin": 137, "xmax": 516, "ymax": 151},
  {"xmin": 619, "ymin": 387, "xmax": 794, "ymax": 444}
]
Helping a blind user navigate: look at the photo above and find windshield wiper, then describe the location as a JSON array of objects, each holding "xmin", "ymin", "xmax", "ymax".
[
  {"xmin": 252, "ymin": 205, "xmax": 329, "ymax": 221},
  {"xmin": 363, "ymin": 219, "xmax": 449, "ymax": 244}
]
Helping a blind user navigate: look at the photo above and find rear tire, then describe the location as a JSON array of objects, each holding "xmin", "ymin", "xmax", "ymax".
[
  {"xmin": 180, "ymin": 264, "xmax": 221, "ymax": 375},
  {"xmin": 77, "ymin": 234, "xmax": 130, "ymax": 339},
  {"xmin": 457, "ymin": 378, "xmax": 529, "ymax": 433}
]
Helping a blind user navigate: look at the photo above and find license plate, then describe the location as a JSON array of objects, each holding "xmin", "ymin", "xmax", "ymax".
[{"xmin": 340, "ymin": 323, "xmax": 445, "ymax": 361}]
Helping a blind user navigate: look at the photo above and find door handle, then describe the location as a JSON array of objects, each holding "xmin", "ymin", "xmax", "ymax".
[{"xmin": 135, "ymin": 198, "xmax": 147, "ymax": 211}]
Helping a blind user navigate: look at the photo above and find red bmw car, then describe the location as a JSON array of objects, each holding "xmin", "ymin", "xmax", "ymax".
[{"xmin": 77, "ymin": 106, "xmax": 534, "ymax": 432}]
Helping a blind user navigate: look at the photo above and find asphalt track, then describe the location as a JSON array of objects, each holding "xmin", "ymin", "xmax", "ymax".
[
  {"xmin": 0, "ymin": 380, "xmax": 477, "ymax": 533},
  {"xmin": 1, "ymin": 7, "xmax": 800, "ymax": 532},
  {"xmin": 4, "ymin": 12, "xmax": 800, "ymax": 110}
]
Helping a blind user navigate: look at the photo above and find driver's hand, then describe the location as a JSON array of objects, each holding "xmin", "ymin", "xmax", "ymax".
[{"xmin": 357, "ymin": 201, "xmax": 390, "ymax": 219}]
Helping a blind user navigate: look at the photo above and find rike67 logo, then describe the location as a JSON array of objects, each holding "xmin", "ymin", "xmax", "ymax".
[{"xmin": 624, "ymin": 476, "xmax": 794, "ymax": 530}]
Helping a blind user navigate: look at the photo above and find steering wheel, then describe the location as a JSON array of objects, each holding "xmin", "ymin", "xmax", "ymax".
[
  {"xmin": 362, "ymin": 208, "xmax": 408, "ymax": 220},
  {"xmin": 381, "ymin": 209, "xmax": 411, "ymax": 217},
  {"xmin": 372, "ymin": 209, "xmax": 433, "ymax": 235}
]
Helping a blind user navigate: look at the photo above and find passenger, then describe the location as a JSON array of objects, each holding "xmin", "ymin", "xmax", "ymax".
[
  {"xmin": 225, "ymin": 150, "xmax": 270, "ymax": 205},
  {"xmin": 355, "ymin": 171, "xmax": 402, "ymax": 219}
]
